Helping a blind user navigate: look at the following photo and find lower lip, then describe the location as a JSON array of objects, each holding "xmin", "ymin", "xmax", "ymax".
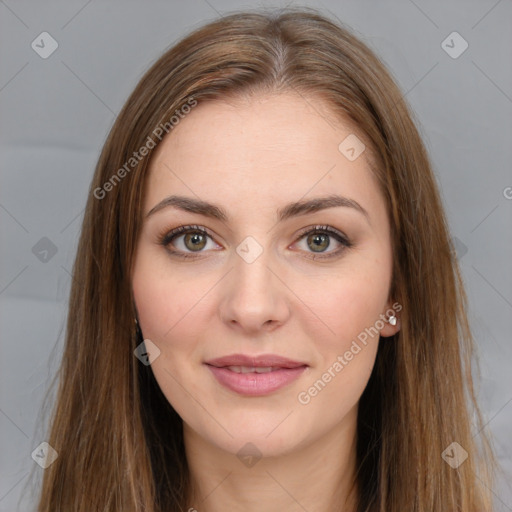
[{"xmin": 206, "ymin": 364, "xmax": 307, "ymax": 396}]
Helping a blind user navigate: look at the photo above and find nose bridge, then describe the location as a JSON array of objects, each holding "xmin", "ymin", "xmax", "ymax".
[
  {"xmin": 219, "ymin": 234, "xmax": 289, "ymax": 330},
  {"xmin": 232, "ymin": 234, "xmax": 275, "ymax": 298}
]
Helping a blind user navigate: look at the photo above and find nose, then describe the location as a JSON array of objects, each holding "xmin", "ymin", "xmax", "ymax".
[{"xmin": 218, "ymin": 246, "xmax": 291, "ymax": 335}]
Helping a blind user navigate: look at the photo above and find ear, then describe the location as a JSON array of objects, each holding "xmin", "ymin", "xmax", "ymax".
[{"xmin": 379, "ymin": 300, "xmax": 402, "ymax": 338}]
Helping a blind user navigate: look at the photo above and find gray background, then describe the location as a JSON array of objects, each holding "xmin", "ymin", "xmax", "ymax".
[{"xmin": 0, "ymin": 0, "xmax": 511, "ymax": 510}]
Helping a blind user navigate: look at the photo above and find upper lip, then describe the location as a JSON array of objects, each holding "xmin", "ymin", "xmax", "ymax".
[{"xmin": 205, "ymin": 354, "xmax": 308, "ymax": 369}]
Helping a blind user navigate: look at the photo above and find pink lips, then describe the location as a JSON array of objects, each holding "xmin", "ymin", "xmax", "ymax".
[{"xmin": 204, "ymin": 354, "xmax": 308, "ymax": 396}]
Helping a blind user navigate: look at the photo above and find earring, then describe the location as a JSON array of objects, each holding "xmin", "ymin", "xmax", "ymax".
[
  {"xmin": 388, "ymin": 315, "xmax": 397, "ymax": 326},
  {"xmin": 134, "ymin": 318, "xmax": 143, "ymax": 342}
]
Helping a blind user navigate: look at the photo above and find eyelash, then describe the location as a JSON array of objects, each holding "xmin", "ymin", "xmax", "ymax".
[{"xmin": 157, "ymin": 224, "xmax": 353, "ymax": 260}]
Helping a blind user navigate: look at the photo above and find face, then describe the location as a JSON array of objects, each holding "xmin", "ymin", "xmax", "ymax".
[{"xmin": 131, "ymin": 92, "xmax": 400, "ymax": 458}]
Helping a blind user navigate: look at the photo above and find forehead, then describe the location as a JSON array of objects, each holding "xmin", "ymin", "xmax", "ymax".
[
  {"xmin": 150, "ymin": 92, "xmax": 369, "ymax": 168},
  {"xmin": 144, "ymin": 92, "xmax": 385, "ymax": 224}
]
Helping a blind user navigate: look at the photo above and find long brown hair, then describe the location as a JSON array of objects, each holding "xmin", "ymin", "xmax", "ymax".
[{"xmin": 30, "ymin": 7, "xmax": 496, "ymax": 511}]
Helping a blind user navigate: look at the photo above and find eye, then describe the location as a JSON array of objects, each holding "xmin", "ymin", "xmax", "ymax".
[
  {"xmin": 158, "ymin": 224, "xmax": 352, "ymax": 260},
  {"xmin": 293, "ymin": 225, "xmax": 352, "ymax": 259},
  {"xmin": 157, "ymin": 224, "xmax": 219, "ymax": 259}
]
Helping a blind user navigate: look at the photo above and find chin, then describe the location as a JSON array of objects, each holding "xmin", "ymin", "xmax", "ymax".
[{"xmin": 187, "ymin": 409, "xmax": 315, "ymax": 460}]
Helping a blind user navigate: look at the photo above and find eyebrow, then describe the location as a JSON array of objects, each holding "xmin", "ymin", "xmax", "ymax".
[{"xmin": 145, "ymin": 194, "xmax": 370, "ymax": 224}]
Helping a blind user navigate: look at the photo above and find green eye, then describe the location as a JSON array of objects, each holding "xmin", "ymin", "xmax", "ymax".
[
  {"xmin": 158, "ymin": 224, "xmax": 352, "ymax": 260},
  {"xmin": 294, "ymin": 225, "xmax": 352, "ymax": 260}
]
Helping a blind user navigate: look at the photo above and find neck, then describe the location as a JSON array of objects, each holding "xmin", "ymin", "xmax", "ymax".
[{"xmin": 183, "ymin": 407, "xmax": 359, "ymax": 512}]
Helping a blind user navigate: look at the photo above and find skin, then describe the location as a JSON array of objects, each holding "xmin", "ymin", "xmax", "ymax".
[{"xmin": 131, "ymin": 92, "xmax": 401, "ymax": 512}]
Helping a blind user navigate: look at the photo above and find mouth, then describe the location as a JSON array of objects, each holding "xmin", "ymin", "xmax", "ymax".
[
  {"xmin": 218, "ymin": 365, "xmax": 284, "ymax": 374},
  {"xmin": 204, "ymin": 354, "xmax": 308, "ymax": 396}
]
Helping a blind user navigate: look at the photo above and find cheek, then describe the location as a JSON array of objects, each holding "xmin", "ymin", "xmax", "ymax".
[
  {"xmin": 131, "ymin": 250, "xmax": 216, "ymax": 407},
  {"xmin": 295, "ymin": 263, "xmax": 387, "ymax": 404},
  {"xmin": 306, "ymin": 268, "xmax": 389, "ymax": 352},
  {"xmin": 132, "ymin": 261, "xmax": 204, "ymax": 417},
  {"xmin": 132, "ymin": 250, "xmax": 200, "ymax": 343},
  {"xmin": 300, "ymin": 344, "xmax": 378, "ymax": 420},
  {"xmin": 298, "ymin": 281, "xmax": 382, "ymax": 414}
]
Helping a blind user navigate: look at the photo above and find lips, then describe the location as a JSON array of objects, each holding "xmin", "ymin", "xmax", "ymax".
[
  {"xmin": 204, "ymin": 353, "xmax": 308, "ymax": 396},
  {"xmin": 205, "ymin": 353, "xmax": 307, "ymax": 369}
]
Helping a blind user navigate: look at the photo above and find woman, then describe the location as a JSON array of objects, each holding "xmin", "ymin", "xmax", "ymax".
[{"xmin": 34, "ymin": 7, "xmax": 496, "ymax": 511}]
